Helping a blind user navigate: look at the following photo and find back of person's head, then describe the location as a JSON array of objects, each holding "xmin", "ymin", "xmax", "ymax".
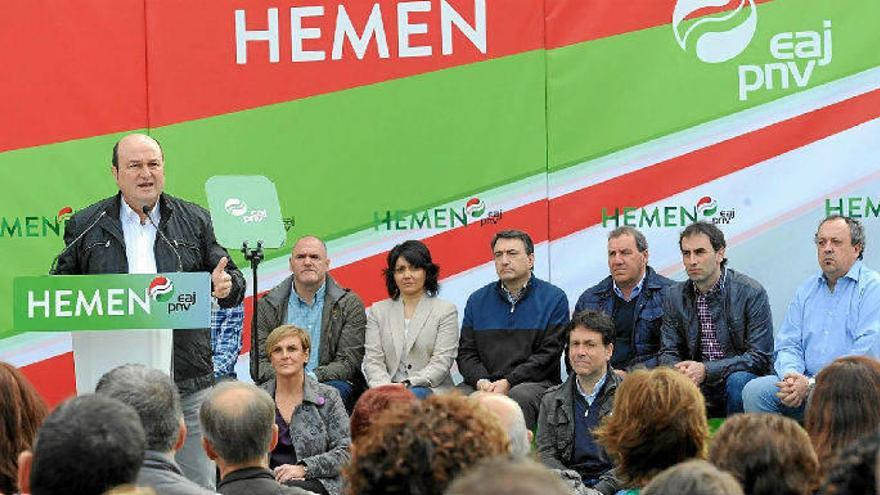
[
  {"xmin": 350, "ymin": 384, "xmax": 417, "ymax": 443},
  {"xmin": 472, "ymin": 393, "xmax": 532, "ymax": 458},
  {"xmin": 199, "ymin": 380, "xmax": 275, "ymax": 465},
  {"xmin": 444, "ymin": 457, "xmax": 570, "ymax": 495},
  {"xmin": 642, "ymin": 460, "xmax": 743, "ymax": 495},
  {"xmin": 346, "ymin": 393, "xmax": 510, "ymax": 495},
  {"xmin": 595, "ymin": 367, "xmax": 709, "ymax": 487},
  {"xmin": 0, "ymin": 362, "xmax": 48, "ymax": 495},
  {"xmin": 806, "ymin": 356, "xmax": 880, "ymax": 478},
  {"xmin": 96, "ymin": 364, "xmax": 182, "ymax": 452},
  {"xmin": 25, "ymin": 394, "xmax": 146, "ymax": 495},
  {"xmin": 710, "ymin": 413, "xmax": 819, "ymax": 495},
  {"xmin": 819, "ymin": 429, "xmax": 880, "ymax": 495}
]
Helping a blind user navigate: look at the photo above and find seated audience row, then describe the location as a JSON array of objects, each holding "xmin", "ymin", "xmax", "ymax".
[{"xmin": 6, "ymin": 355, "xmax": 880, "ymax": 495}]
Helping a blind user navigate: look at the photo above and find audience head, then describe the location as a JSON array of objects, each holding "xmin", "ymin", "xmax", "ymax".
[
  {"xmin": 819, "ymin": 429, "xmax": 880, "ymax": 495},
  {"xmin": 96, "ymin": 364, "xmax": 183, "ymax": 453},
  {"xmin": 345, "ymin": 393, "xmax": 510, "ymax": 495},
  {"xmin": 0, "ymin": 362, "xmax": 48, "ymax": 495},
  {"xmin": 642, "ymin": 460, "xmax": 743, "ymax": 495},
  {"xmin": 472, "ymin": 392, "xmax": 532, "ymax": 458},
  {"xmin": 384, "ymin": 240, "xmax": 440, "ymax": 299},
  {"xmin": 350, "ymin": 384, "xmax": 417, "ymax": 443},
  {"xmin": 710, "ymin": 413, "xmax": 819, "ymax": 495},
  {"xmin": 595, "ymin": 367, "xmax": 709, "ymax": 488},
  {"xmin": 200, "ymin": 381, "xmax": 277, "ymax": 467},
  {"xmin": 18, "ymin": 394, "xmax": 145, "ymax": 495},
  {"xmin": 806, "ymin": 356, "xmax": 880, "ymax": 479},
  {"xmin": 444, "ymin": 457, "xmax": 570, "ymax": 495}
]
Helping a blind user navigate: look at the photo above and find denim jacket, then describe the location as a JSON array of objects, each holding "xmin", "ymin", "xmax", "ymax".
[{"xmin": 574, "ymin": 267, "xmax": 674, "ymax": 369}]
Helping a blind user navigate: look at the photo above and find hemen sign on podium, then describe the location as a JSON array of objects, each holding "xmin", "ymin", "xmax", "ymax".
[{"xmin": 11, "ymin": 273, "xmax": 211, "ymax": 336}]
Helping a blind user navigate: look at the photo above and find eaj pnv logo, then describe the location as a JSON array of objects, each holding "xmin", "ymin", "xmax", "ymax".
[
  {"xmin": 673, "ymin": 0, "xmax": 833, "ymax": 101},
  {"xmin": 149, "ymin": 276, "xmax": 174, "ymax": 302},
  {"xmin": 673, "ymin": 0, "xmax": 757, "ymax": 64}
]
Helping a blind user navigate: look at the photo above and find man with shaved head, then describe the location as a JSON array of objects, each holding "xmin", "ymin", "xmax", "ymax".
[
  {"xmin": 253, "ymin": 234, "xmax": 367, "ymax": 412},
  {"xmin": 473, "ymin": 392, "xmax": 533, "ymax": 458},
  {"xmin": 200, "ymin": 381, "xmax": 312, "ymax": 495},
  {"xmin": 54, "ymin": 133, "xmax": 246, "ymax": 488}
]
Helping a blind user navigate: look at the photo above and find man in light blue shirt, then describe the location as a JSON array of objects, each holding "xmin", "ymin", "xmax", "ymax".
[{"xmin": 743, "ymin": 215, "xmax": 880, "ymax": 419}]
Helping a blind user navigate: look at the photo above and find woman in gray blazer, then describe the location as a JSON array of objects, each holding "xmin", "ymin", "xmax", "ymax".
[
  {"xmin": 262, "ymin": 324, "xmax": 350, "ymax": 495},
  {"xmin": 363, "ymin": 240, "xmax": 459, "ymax": 399}
]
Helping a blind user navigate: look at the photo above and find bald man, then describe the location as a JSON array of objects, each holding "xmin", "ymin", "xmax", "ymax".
[
  {"xmin": 54, "ymin": 133, "xmax": 245, "ymax": 488},
  {"xmin": 253, "ymin": 235, "xmax": 367, "ymax": 412},
  {"xmin": 473, "ymin": 392, "xmax": 533, "ymax": 458},
  {"xmin": 200, "ymin": 382, "xmax": 312, "ymax": 495}
]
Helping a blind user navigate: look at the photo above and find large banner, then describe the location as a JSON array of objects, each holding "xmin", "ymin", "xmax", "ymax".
[{"xmin": 1, "ymin": 0, "xmax": 878, "ymax": 405}]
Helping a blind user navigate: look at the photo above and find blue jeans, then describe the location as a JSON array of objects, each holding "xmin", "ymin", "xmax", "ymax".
[
  {"xmin": 409, "ymin": 386, "xmax": 433, "ymax": 400},
  {"xmin": 724, "ymin": 371, "xmax": 759, "ymax": 415},
  {"xmin": 742, "ymin": 374, "xmax": 806, "ymax": 420},
  {"xmin": 324, "ymin": 379, "xmax": 360, "ymax": 414}
]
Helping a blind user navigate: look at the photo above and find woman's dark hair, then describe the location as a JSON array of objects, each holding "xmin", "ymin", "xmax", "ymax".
[
  {"xmin": 383, "ymin": 240, "xmax": 440, "ymax": 299},
  {"xmin": 806, "ymin": 356, "xmax": 880, "ymax": 481},
  {"xmin": 819, "ymin": 428, "xmax": 880, "ymax": 495}
]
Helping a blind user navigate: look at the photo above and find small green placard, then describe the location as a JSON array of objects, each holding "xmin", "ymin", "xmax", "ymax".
[
  {"xmin": 11, "ymin": 273, "xmax": 211, "ymax": 336},
  {"xmin": 205, "ymin": 175, "xmax": 286, "ymax": 249}
]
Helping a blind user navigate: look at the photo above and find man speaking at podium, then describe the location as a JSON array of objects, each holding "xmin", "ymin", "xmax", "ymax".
[{"xmin": 53, "ymin": 133, "xmax": 245, "ymax": 488}]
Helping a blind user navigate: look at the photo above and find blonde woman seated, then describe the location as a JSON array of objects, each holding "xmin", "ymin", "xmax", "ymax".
[
  {"xmin": 363, "ymin": 240, "xmax": 459, "ymax": 399},
  {"xmin": 262, "ymin": 325, "xmax": 350, "ymax": 495}
]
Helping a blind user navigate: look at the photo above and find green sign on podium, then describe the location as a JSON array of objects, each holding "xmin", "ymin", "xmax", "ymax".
[{"xmin": 10, "ymin": 272, "xmax": 211, "ymax": 336}]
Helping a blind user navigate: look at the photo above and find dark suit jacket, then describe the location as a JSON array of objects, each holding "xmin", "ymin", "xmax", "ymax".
[{"xmin": 217, "ymin": 467, "xmax": 312, "ymax": 495}]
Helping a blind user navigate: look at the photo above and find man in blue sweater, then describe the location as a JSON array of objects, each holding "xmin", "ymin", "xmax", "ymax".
[{"xmin": 457, "ymin": 230, "xmax": 570, "ymax": 430}]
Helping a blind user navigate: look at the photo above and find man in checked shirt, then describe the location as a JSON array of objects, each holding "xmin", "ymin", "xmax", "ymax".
[
  {"xmin": 659, "ymin": 221, "xmax": 773, "ymax": 416},
  {"xmin": 212, "ymin": 302, "xmax": 245, "ymax": 380}
]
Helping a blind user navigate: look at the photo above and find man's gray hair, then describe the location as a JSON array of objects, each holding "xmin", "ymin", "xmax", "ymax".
[
  {"xmin": 473, "ymin": 393, "xmax": 531, "ymax": 458},
  {"xmin": 200, "ymin": 381, "xmax": 275, "ymax": 465},
  {"xmin": 95, "ymin": 364, "xmax": 181, "ymax": 452},
  {"xmin": 445, "ymin": 457, "xmax": 570, "ymax": 495},
  {"xmin": 608, "ymin": 226, "xmax": 648, "ymax": 253},
  {"xmin": 818, "ymin": 215, "xmax": 866, "ymax": 260}
]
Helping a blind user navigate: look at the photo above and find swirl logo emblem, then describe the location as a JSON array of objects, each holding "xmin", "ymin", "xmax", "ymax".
[
  {"xmin": 224, "ymin": 198, "xmax": 248, "ymax": 217},
  {"xmin": 696, "ymin": 196, "xmax": 719, "ymax": 217},
  {"xmin": 673, "ymin": 0, "xmax": 757, "ymax": 63},
  {"xmin": 465, "ymin": 198, "xmax": 486, "ymax": 218},
  {"xmin": 148, "ymin": 276, "xmax": 174, "ymax": 302}
]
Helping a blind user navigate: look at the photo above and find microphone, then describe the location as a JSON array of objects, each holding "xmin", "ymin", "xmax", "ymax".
[
  {"xmin": 142, "ymin": 205, "xmax": 183, "ymax": 272},
  {"xmin": 49, "ymin": 209, "xmax": 108, "ymax": 275}
]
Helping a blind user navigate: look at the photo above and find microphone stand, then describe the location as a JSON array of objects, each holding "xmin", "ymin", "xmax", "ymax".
[{"xmin": 242, "ymin": 240, "xmax": 264, "ymax": 382}]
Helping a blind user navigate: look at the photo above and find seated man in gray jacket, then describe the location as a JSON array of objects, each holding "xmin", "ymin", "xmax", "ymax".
[
  {"xmin": 96, "ymin": 364, "xmax": 215, "ymax": 495},
  {"xmin": 253, "ymin": 235, "xmax": 367, "ymax": 412},
  {"xmin": 537, "ymin": 309, "xmax": 622, "ymax": 493}
]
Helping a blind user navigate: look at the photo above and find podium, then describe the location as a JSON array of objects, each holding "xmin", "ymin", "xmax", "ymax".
[{"xmin": 13, "ymin": 272, "xmax": 210, "ymax": 392}]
